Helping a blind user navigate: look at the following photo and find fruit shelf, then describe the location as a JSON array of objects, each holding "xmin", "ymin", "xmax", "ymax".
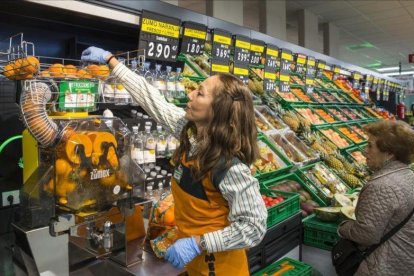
[
  {"xmin": 302, "ymin": 214, "xmax": 340, "ymax": 251},
  {"xmin": 253, "ymin": 134, "xmax": 293, "ymax": 181},
  {"xmin": 260, "ymin": 188, "xmax": 300, "ymax": 229},
  {"xmin": 267, "ymin": 132, "xmax": 319, "ymax": 167},
  {"xmin": 260, "ymin": 173, "xmax": 327, "ymax": 219},
  {"xmin": 252, "ymin": 257, "xmax": 313, "ymax": 276},
  {"xmin": 255, "ymin": 105, "xmax": 289, "ymax": 133},
  {"xmin": 315, "ymin": 125, "xmax": 355, "ymax": 150},
  {"xmin": 333, "ymin": 124, "xmax": 367, "ymax": 145},
  {"xmin": 297, "ymin": 162, "xmax": 351, "ymax": 205},
  {"xmin": 344, "ymin": 146, "xmax": 367, "ymax": 167}
]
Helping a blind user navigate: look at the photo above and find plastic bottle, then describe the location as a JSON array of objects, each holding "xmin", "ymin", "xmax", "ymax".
[
  {"xmin": 146, "ymin": 185, "xmax": 155, "ymax": 202},
  {"xmin": 176, "ymin": 67, "xmax": 186, "ymax": 99},
  {"xmin": 156, "ymin": 125, "xmax": 167, "ymax": 158},
  {"xmin": 143, "ymin": 62, "xmax": 153, "ymax": 83},
  {"xmin": 154, "ymin": 64, "xmax": 167, "ymax": 95},
  {"xmin": 131, "ymin": 126, "xmax": 145, "ymax": 166},
  {"xmin": 167, "ymin": 134, "xmax": 179, "ymax": 157},
  {"xmin": 144, "ymin": 125, "xmax": 156, "ymax": 167},
  {"xmin": 166, "ymin": 66, "xmax": 176, "ymax": 102}
]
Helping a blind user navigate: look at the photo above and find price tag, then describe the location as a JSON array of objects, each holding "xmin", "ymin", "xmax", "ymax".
[
  {"xmin": 250, "ymin": 39, "xmax": 265, "ymax": 65},
  {"xmin": 180, "ymin": 21, "xmax": 207, "ymax": 56},
  {"xmin": 265, "ymin": 44, "xmax": 279, "ymax": 70},
  {"xmin": 305, "ymin": 56, "xmax": 315, "ymax": 93},
  {"xmin": 295, "ymin": 54, "xmax": 307, "ymax": 74},
  {"xmin": 279, "ymin": 48, "xmax": 292, "ymax": 93},
  {"xmin": 139, "ymin": 10, "xmax": 180, "ymax": 62},
  {"xmin": 232, "ymin": 65, "xmax": 249, "ymax": 84},
  {"xmin": 332, "ymin": 65, "xmax": 341, "ymax": 80},
  {"xmin": 233, "ymin": 35, "xmax": 251, "ymax": 64},
  {"xmin": 212, "ymin": 29, "xmax": 232, "ymax": 61},
  {"xmin": 352, "ymin": 72, "xmax": 362, "ymax": 81},
  {"xmin": 316, "ymin": 59, "xmax": 325, "ymax": 77},
  {"xmin": 211, "ymin": 59, "xmax": 230, "ymax": 75}
]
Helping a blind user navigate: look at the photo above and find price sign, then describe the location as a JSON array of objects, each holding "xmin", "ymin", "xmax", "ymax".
[
  {"xmin": 264, "ymin": 44, "xmax": 279, "ymax": 93},
  {"xmin": 211, "ymin": 59, "xmax": 230, "ymax": 75},
  {"xmin": 233, "ymin": 35, "xmax": 251, "ymax": 64},
  {"xmin": 180, "ymin": 21, "xmax": 207, "ymax": 56},
  {"xmin": 233, "ymin": 65, "xmax": 249, "ymax": 84},
  {"xmin": 316, "ymin": 59, "xmax": 325, "ymax": 77},
  {"xmin": 139, "ymin": 10, "xmax": 180, "ymax": 62},
  {"xmin": 295, "ymin": 54, "xmax": 307, "ymax": 74},
  {"xmin": 212, "ymin": 29, "xmax": 232, "ymax": 61},
  {"xmin": 265, "ymin": 44, "xmax": 279, "ymax": 70},
  {"xmin": 332, "ymin": 65, "xmax": 341, "ymax": 80},
  {"xmin": 250, "ymin": 39, "xmax": 265, "ymax": 65},
  {"xmin": 279, "ymin": 49, "xmax": 293, "ymax": 93},
  {"xmin": 305, "ymin": 56, "xmax": 316, "ymax": 93}
]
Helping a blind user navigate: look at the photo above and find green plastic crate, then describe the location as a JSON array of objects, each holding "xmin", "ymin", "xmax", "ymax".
[
  {"xmin": 261, "ymin": 173, "xmax": 326, "ymax": 207},
  {"xmin": 297, "ymin": 162, "xmax": 351, "ymax": 205},
  {"xmin": 303, "ymin": 214, "xmax": 340, "ymax": 250},
  {"xmin": 315, "ymin": 125, "xmax": 355, "ymax": 150},
  {"xmin": 177, "ymin": 54, "xmax": 209, "ymax": 78},
  {"xmin": 333, "ymin": 124, "xmax": 366, "ymax": 146},
  {"xmin": 260, "ymin": 188, "xmax": 300, "ymax": 229},
  {"xmin": 254, "ymin": 134, "xmax": 294, "ymax": 181},
  {"xmin": 253, "ymin": 257, "xmax": 313, "ymax": 276}
]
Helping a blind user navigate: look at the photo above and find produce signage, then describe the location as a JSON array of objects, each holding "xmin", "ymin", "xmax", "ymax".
[
  {"xmin": 279, "ymin": 48, "xmax": 293, "ymax": 93},
  {"xmin": 59, "ymin": 81, "xmax": 98, "ymax": 111},
  {"xmin": 295, "ymin": 53, "xmax": 307, "ymax": 74},
  {"xmin": 375, "ymin": 78, "xmax": 382, "ymax": 101},
  {"xmin": 383, "ymin": 81, "xmax": 389, "ymax": 101},
  {"xmin": 364, "ymin": 74, "xmax": 373, "ymax": 93},
  {"xmin": 180, "ymin": 21, "xmax": 207, "ymax": 56},
  {"xmin": 332, "ymin": 65, "xmax": 341, "ymax": 80},
  {"xmin": 232, "ymin": 35, "xmax": 250, "ymax": 83},
  {"xmin": 211, "ymin": 29, "xmax": 231, "ymax": 75},
  {"xmin": 139, "ymin": 10, "xmax": 180, "ymax": 62},
  {"xmin": 250, "ymin": 39, "xmax": 265, "ymax": 65},
  {"xmin": 316, "ymin": 59, "xmax": 325, "ymax": 78},
  {"xmin": 305, "ymin": 56, "xmax": 316, "ymax": 94},
  {"xmin": 352, "ymin": 71, "xmax": 362, "ymax": 89},
  {"xmin": 264, "ymin": 44, "xmax": 279, "ymax": 93}
]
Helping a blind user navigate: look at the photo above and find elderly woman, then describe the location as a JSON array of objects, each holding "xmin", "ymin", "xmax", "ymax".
[{"xmin": 338, "ymin": 120, "xmax": 414, "ymax": 275}]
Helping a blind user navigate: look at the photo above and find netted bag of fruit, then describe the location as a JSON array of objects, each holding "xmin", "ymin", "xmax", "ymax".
[
  {"xmin": 147, "ymin": 194, "xmax": 175, "ymax": 240},
  {"xmin": 150, "ymin": 227, "xmax": 178, "ymax": 258}
]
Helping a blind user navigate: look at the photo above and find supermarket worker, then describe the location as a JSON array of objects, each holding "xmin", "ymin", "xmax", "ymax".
[{"xmin": 82, "ymin": 47, "xmax": 267, "ymax": 275}]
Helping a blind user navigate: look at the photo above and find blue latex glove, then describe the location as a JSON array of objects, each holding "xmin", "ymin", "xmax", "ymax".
[
  {"xmin": 81, "ymin": 46, "xmax": 111, "ymax": 64},
  {"xmin": 165, "ymin": 237, "xmax": 201, "ymax": 269}
]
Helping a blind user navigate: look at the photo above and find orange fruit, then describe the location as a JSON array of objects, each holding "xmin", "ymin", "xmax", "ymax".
[
  {"xmin": 87, "ymin": 64, "xmax": 100, "ymax": 77},
  {"xmin": 63, "ymin": 64, "xmax": 77, "ymax": 77},
  {"xmin": 96, "ymin": 65, "xmax": 110, "ymax": 80},
  {"xmin": 77, "ymin": 69, "xmax": 92, "ymax": 79},
  {"xmin": 22, "ymin": 56, "xmax": 40, "ymax": 74},
  {"xmin": 65, "ymin": 133, "xmax": 93, "ymax": 164},
  {"xmin": 99, "ymin": 173, "xmax": 116, "ymax": 186},
  {"xmin": 40, "ymin": 70, "xmax": 50, "ymax": 77},
  {"xmin": 49, "ymin": 63, "xmax": 64, "ymax": 77},
  {"xmin": 163, "ymin": 206, "xmax": 175, "ymax": 226},
  {"xmin": 55, "ymin": 158, "xmax": 72, "ymax": 177},
  {"xmin": 3, "ymin": 64, "xmax": 15, "ymax": 79}
]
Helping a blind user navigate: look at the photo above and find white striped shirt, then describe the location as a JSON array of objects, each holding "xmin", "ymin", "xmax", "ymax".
[{"xmin": 113, "ymin": 63, "xmax": 267, "ymax": 253}]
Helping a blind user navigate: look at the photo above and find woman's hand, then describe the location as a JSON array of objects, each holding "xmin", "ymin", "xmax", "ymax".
[
  {"xmin": 165, "ymin": 237, "xmax": 201, "ymax": 269},
  {"xmin": 81, "ymin": 46, "xmax": 111, "ymax": 64}
]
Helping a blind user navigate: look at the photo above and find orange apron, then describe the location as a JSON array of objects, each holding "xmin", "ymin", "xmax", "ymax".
[{"xmin": 171, "ymin": 155, "xmax": 249, "ymax": 276}]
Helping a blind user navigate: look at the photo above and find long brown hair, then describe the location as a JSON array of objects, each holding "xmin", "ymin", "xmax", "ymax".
[{"xmin": 172, "ymin": 73, "xmax": 259, "ymax": 181}]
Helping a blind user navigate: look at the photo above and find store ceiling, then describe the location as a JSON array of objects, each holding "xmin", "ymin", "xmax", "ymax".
[{"xmin": 285, "ymin": 0, "xmax": 414, "ymax": 73}]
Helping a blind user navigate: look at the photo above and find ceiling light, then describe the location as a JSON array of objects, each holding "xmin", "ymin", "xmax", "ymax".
[
  {"xmin": 377, "ymin": 66, "xmax": 399, "ymax": 72},
  {"xmin": 383, "ymin": 71, "xmax": 414, "ymax": 76}
]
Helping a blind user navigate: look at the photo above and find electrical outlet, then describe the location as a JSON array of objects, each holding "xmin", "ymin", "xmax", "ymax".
[{"xmin": 2, "ymin": 190, "xmax": 20, "ymax": 207}]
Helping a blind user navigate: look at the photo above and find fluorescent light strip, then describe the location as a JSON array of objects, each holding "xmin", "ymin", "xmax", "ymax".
[
  {"xmin": 383, "ymin": 71, "xmax": 414, "ymax": 76},
  {"xmin": 26, "ymin": 0, "xmax": 140, "ymax": 25},
  {"xmin": 377, "ymin": 66, "xmax": 399, "ymax": 72}
]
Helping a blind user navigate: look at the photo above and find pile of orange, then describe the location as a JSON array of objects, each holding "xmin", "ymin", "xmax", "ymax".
[
  {"xmin": 3, "ymin": 56, "xmax": 39, "ymax": 80},
  {"xmin": 40, "ymin": 64, "xmax": 110, "ymax": 80}
]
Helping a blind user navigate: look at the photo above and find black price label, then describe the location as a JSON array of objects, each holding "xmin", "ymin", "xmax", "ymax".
[
  {"xmin": 212, "ymin": 29, "xmax": 232, "ymax": 61},
  {"xmin": 250, "ymin": 39, "xmax": 265, "ymax": 65},
  {"xmin": 139, "ymin": 10, "xmax": 180, "ymax": 62},
  {"xmin": 233, "ymin": 35, "xmax": 251, "ymax": 64},
  {"xmin": 211, "ymin": 58, "xmax": 230, "ymax": 75},
  {"xmin": 279, "ymin": 49, "xmax": 292, "ymax": 93},
  {"xmin": 295, "ymin": 54, "xmax": 307, "ymax": 74},
  {"xmin": 264, "ymin": 79, "xmax": 276, "ymax": 92},
  {"xmin": 265, "ymin": 45, "xmax": 279, "ymax": 70},
  {"xmin": 305, "ymin": 56, "xmax": 315, "ymax": 91},
  {"xmin": 316, "ymin": 60, "xmax": 325, "ymax": 77},
  {"xmin": 279, "ymin": 74, "xmax": 290, "ymax": 93},
  {"xmin": 233, "ymin": 65, "xmax": 249, "ymax": 84},
  {"xmin": 180, "ymin": 21, "xmax": 207, "ymax": 56}
]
